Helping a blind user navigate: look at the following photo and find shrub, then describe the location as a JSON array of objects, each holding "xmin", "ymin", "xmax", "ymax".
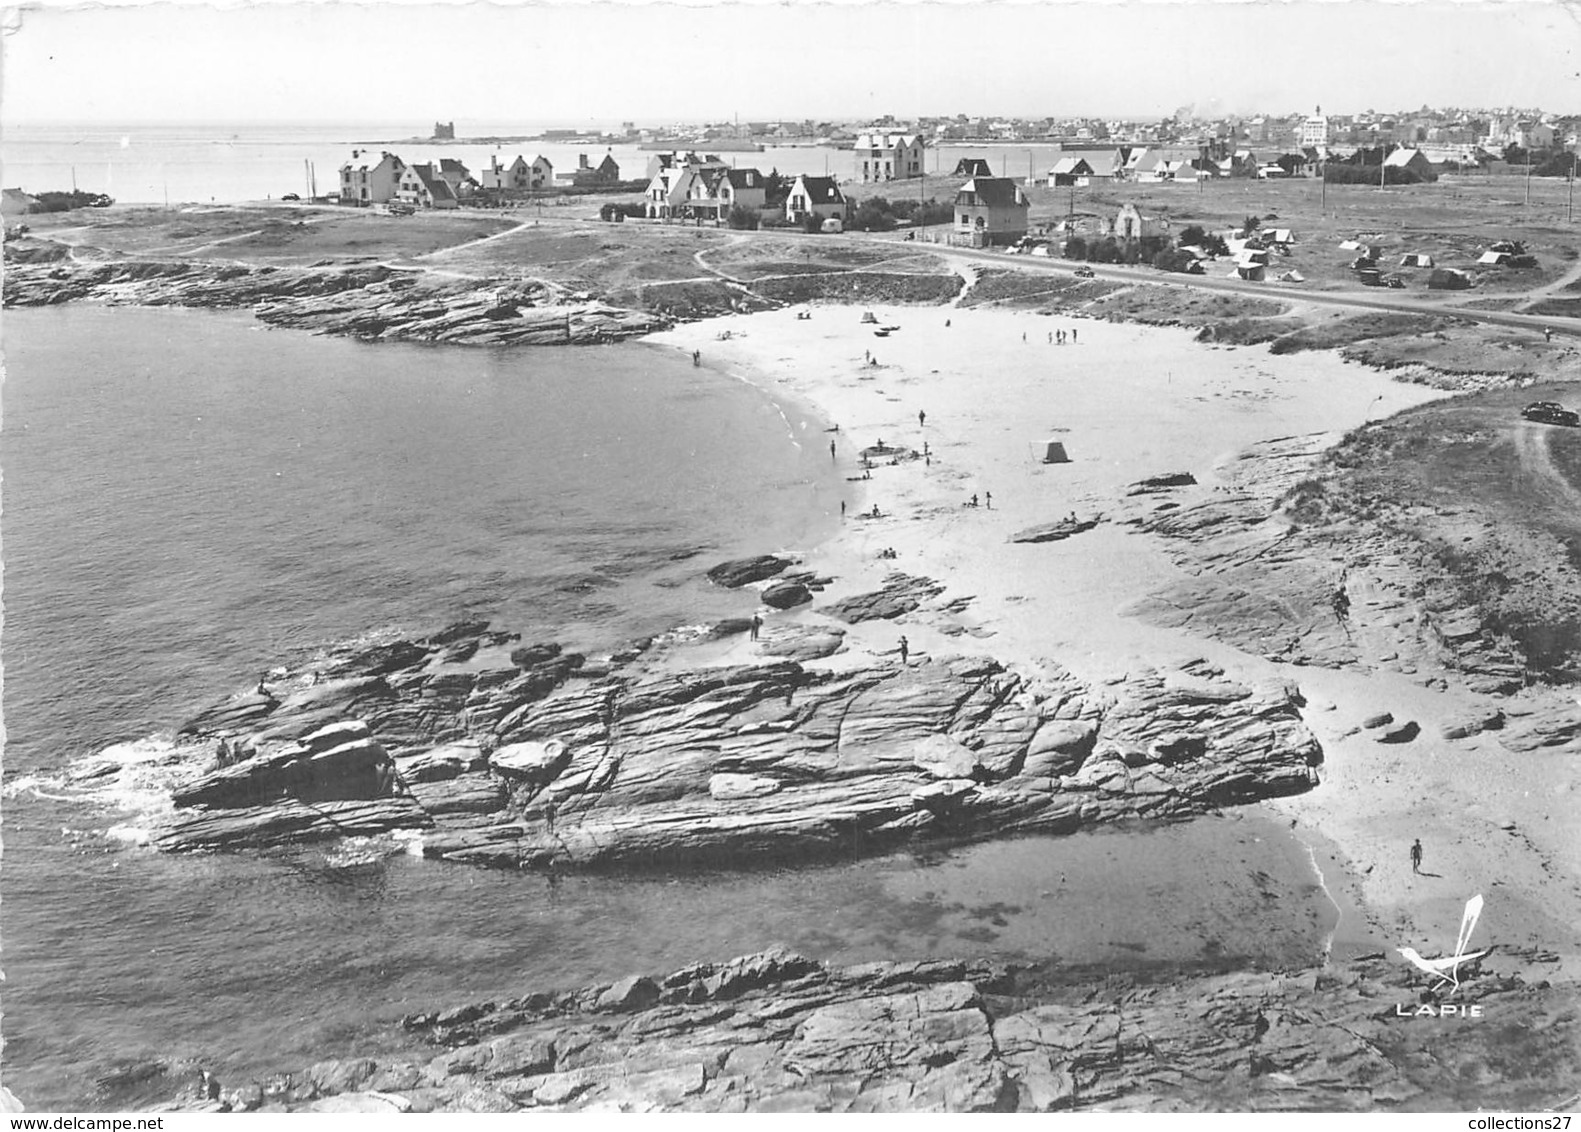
[
  {"xmin": 726, "ymin": 204, "xmax": 760, "ymax": 230},
  {"xmin": 1064, "ymin": 235, "xmax": 1087, "ymax": 260},
  {"xmin": 802, "ymin": 213, "xmax": 824, "ymax": 234}
]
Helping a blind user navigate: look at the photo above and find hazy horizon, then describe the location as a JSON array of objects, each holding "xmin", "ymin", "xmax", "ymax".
[{"xmin": 3, "ymin": 1, "xmax": 1579, "ymax": 127}]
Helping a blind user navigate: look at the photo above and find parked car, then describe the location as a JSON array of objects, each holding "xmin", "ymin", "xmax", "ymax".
[
  {"xmin": 1521, "ymin": 401, "xmax": 1580, "ymax": 427},
  {"xmin": 1383, "ymin": 273, "xmax": 1407, "ymax": 289},
  {"xmin": 281, "ymin": 193, "xmax": 301, "ymax": 202},
  {"xmin": 1074, "ymin": 266, "xmax": 1096, "ymax": 278}
]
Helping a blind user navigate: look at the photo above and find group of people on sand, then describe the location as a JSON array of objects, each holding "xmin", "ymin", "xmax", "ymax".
[
  {"xmin": 876, "ymin": 546, "xmax": 898, "ymax": 560},
  {"xmin": 966, "ymin": 491, "xmax": 992, "ymax": 509},
  {"xmin": 1046, "ymin": 328, "xmax": 1076, "ymax": 345}
]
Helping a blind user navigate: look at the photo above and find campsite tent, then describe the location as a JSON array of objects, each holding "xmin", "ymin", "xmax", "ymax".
[
  {"xmin": 1237, "ymin": 263, "xmax": 1267, "ymax": 281},
  {"xmin": 1478, "ymin": 251, "xmax": 1509, "ymax": 266},
  {"xmin": 1041, "ymin": 439, "xmax": 1071, "ymax": 464},
  {"xmin": 1400, "ymin": 253, "xmax": 1434, "ymax": 268},
  {"xmin": 1338, "ymin": 240, "xmax": 1361, "ymax": 251},
  {"xmin": 1279, "ymin": 270, "xmax": 1306, "ymax": 283}
]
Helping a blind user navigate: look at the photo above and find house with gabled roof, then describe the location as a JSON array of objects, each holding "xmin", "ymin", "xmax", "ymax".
[
  {"xmin": 1114, "ymin": 203, "xmax": 1169, "ymax": 241},
  {"xmin": 339, "ymin": 151, "xmax": 406, "ymax": 205},
  {"xmin": 478, "ymin": 154, "xmax": 554, "ymax": 192},
  {"xmin": 953, "ymin": 176, "xmax": 1029, "ymax": 247},
  {"xmin": 396, "ymin": 162, "xmax": 459, "ymax": 209},
  {"xmin": 718, "ymin": 168, "xmax": 767, "ymax": 214},
  {"xmin": 786, "ymin": 175, "xmax": 849, "ymax": 225},
  {"xmin": 854, "ymin": 132, "xmax": 925, "ymax": 182}
]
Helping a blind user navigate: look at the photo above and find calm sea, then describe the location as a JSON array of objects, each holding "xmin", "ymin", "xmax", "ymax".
[
  {"xmin": 0, "ymin": 285, "xmax": 1345, "ymax": 1110},
  {"xmin": 2, "ymin": 118, "xmax": 1082, "ymax": 205}
]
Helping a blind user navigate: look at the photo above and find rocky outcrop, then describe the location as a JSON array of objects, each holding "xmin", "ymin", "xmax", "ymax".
[
  {"xmin": 761, "ymin": 581, "xmax": 812, "ymax": 609},
  {"xmin": 823, "ymin": 573, "xmax": 947, "ymax": 623},
  {"xmin": 1010, "ymin": 515, "xmax": 1102, "ymax": 544},
  {"xmin": 155, "ymin": 948, "xmax": 1577, "ymax": 1113},
  {"xmin": 706, "ymin": 556, "xmax": 793, "ymax": 588},
  {"xmin": 2, "ymin": 260, "xmax": 666, "ymax": 346},
  {"xmin": 135, "ymin": 623, "xmax": 1321, "ymax": 868}
]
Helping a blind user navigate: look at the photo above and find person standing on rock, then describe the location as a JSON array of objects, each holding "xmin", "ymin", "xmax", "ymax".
[
  {"xmin": 898, "ymin": 636, "xmax": 909, "ymax": 666},
  {"xmin": 1410, "ymin": 838, "xmax": 1423, "ymax": 874},
  {"xmin": 544, "ymin": 798, "xmax": 558, "ymax": 835},
  {"xmin": 750, "ymin": 613, "xmax": 762, "ymax": 641}
]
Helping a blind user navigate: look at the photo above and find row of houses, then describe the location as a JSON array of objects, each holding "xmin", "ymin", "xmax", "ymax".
[{"xmin": 338, "ymin": 149, "xmax": 622, "ymax": 207}]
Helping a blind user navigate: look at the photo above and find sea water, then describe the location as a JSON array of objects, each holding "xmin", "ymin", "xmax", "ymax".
[{"xmin": 1, "ymin": 306, "xmax": 1349, "ymax": 1110}]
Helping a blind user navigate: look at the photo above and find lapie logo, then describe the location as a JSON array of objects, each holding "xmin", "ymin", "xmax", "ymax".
[{"xmin": 1394, "ymin": 894, "xmax": 1489, "ymax": 1018}]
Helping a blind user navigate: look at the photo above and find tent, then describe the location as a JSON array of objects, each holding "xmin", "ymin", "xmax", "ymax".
[
  {"xmin": 1279, "ymin": 270, "xmax": 1306, "ymax": 283},
  {"xmin": 1338, "ymin": 240, "xmax": 1361, "ymax": 250},
  {"xmin": 1478, "ymin": 251, "xmax": 1509, "ymax": 266},
  {"xmin": 1400, "ymin": 253, "xmax": 1434, "ymax": 268},
  {"xmin": 1041, "ymin": 439, "xmax": 1071, "ymax": 464},
  {"xmin": 1237, "ymin": 263, "xmax": 1267, "ymax": 281}
]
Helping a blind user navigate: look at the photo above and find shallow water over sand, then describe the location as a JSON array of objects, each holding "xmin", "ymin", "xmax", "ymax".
[{"xmin": 2, "ymin": 305, "xmax": 1359, "ymax": 1110}]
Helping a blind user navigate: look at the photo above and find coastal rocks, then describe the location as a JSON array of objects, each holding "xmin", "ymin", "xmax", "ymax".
[
  {"xmin": 706, "ymin": 556, "xmax": 793, "ymax": 588},
  {"xmin": 137, "ymin": 623, "xmax": 1321, "ymax": 866},
  {"xmin": 1376, "ymin": 720, "xmax": 1421, "ymax": 744},
  {"xmin": 166, "ymin": 949, "xmax": 1577, "ymax": 1113},
  {"xmin": 1010, "ymin": 516, "xmax": 1102, "ymax": 544},
  {"xmin": 757, "ymin": 626, "xmax": 847, "ymax": 662},
  {"xmin": 1498, "ymin": 702, "xmax": 1581, "ymax": 753},
  {"xmin": 761, "ymin": 581, "xmax": 813, "ymax": 610},
  {"xmin": 1126, "ymin": 471, "xmax": 1198, "ymax": 495},
  {"xmin": 823, "ymin": 573, "xmax": 947, "ymax": 623},
  {"xmin": 172, "ymin": 721, "xmax": 396, "ymax": 808},
  {"xmin": 2, "ymin": 260, "xmax": 667, "ymax": 347}
]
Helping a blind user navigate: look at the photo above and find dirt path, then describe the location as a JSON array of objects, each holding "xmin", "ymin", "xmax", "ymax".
[
  {"xmin": 1511, "ymin": 254, "xmax": 1581, "ymax": 312},
  {"xmin": 1512, "ymin": 420, "xmax": 1581, "ymax": 514}
]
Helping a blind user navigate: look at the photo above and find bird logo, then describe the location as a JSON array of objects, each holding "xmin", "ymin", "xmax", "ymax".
[{"xmin": 1396, "ymin": 894, "xmax": 1488, "ymax": 994}]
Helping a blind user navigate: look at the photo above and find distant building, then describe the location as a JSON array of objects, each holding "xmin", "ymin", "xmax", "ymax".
[
  {"xmin": 953, "ymin": 176, "xmax": 1029, "ymax": 246},
  {"xmin": 1383, "ymin": 147, "xmax": 1436, "ymax": 180},
  {"xmin": 717, "ymin": 168, "xmax": 767, "ymax": 214},
  {"xmin": 1300, "ymin": 107, "xmax": 1330, "ymax": 149},
  {"xmin": 339, "ymin": 151, "xmax": 406, "ymax": 205},
  {"xmin": 645, "ymin": 151, "xmax": 729, "ymax": 180},
  {"xmin": 438, "ymin": 158, "xmax": 473, "ymax": 199},
  {"xmin": 559, "ymin": 151, "xmax": 622, "ymax": 187},
  {"xmin": 478, "ymin": 155, "xmax": 554, "ymax": 192},
  {"xmin": 396, "ymin": 162, "xmax": 460, "ymax": 209},
  {"xmin": 1114, "ymin": 203, "xmax": 1170, "ymax": 241},
  {"xmin": 953, "ymin": 157, "xmax": 994, "ymax": 178},
  {"xmin": 786, "ymin": 175, "xmax": 850, "ymax": 225},
  {"xmin": 854, "ymin": 133, "xmax": 925, "ymax": 183},
  {"xmin": 433, "ymin": 121, "xmax": 456, "ymax": 140}
]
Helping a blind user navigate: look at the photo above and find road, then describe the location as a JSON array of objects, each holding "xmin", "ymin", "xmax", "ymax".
[{"xmin": 860, "ymin": 237, "xmax": 1581, "ymax": 339}]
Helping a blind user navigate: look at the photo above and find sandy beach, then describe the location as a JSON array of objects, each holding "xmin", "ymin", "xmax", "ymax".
[{"xmin": 650, "ymin": 303, "xmax": 1581, "ymax": 980}]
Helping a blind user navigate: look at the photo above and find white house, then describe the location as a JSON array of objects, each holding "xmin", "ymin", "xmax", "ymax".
[
  {"xmin": 339, "ymin": 151, "xmax": 406, "ymax": 205},
  {"xmin": 786, "ymin": 175, "xmax": 849, "ymax": 224},
  {"xmin": 853, "ymin": 133, "xmax": 925, "ymax": 183}
]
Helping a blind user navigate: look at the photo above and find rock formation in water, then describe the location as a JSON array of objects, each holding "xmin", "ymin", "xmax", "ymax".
[
  {"xmin": 144, "ymin": 609, "xmax": 1322, "ymax": 867},
  {"xmin": 152, "ymin": 946, "xmax": 1574, "ymax": 1113},
  {"xmin": 2, "ymin": 260, "xmax": 666, "ymax": 346}
]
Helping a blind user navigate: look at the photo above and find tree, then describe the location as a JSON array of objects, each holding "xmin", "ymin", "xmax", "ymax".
[
  {"xmin": 726, "ymin": 204, "xmax": 760, "ymax": 230},
  {"xmin": 1242, "ymin": 214, "xmax": 1261, "ymax": 235},
  {"xmin": 763, "ymin": 168, "xmax": 790, "ymax": 209},
  {"xmin": 1063, "ymin": 235, "xmax": 1088, "ymax": 260},
  {"xmin": 802, "ymin": 212, "xmax": 824, "ymax": 234},
  {"xmin": 850, "ymin": 197, "xmax": 897, "ymax": 232},
  {"xmin": 1177, "ymin": 224, "xmax": 1208, "ymax": 247}
]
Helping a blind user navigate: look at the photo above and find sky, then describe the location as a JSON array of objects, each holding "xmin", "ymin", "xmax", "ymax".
[{"xmin": 2, "ymin": 0, "xmax": 1579, "ymax": 125}]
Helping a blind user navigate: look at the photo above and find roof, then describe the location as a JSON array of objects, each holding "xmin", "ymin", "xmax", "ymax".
[
  {"xmin": 439, "ymin": 158, "xmax": 469, "ymax": 175},
  {"xmin": 405, "ymin": 163, "xmax": 457, "ymax": 202},
  {"xmin": 794, "ymin": 175, "xmax": 845, "ymax": 203},
  {"xmin": 724, "ymin": 168, "xmax": 763, "ymax": 189},
  {"xmin": 956, "ymin": 177, "xmax": 1026, "ymax": 208},
  {"xmin": 1384, "ymin": 148, "xmax": 1428, "ymax": 167},
  {"xmin": 1048, "ymin": 156, "xmax": 1094, "ymax": 177},
  {"xmin": 855, "ymin": 133, "xmax": 921, "ymax": 150}
]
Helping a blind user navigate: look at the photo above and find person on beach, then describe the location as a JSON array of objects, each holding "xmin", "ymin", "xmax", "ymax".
[
  {"xmin": 1410, "ymin": 839, "xmax": 1423, "ymax": 874},
  {"xmin": 830, "ymin": 439, "xmax": 837, "ymax": 460},
  {"xmin": 750, "ymin": 613, "xmax": 762, "ymax": 641},
  {"xmin": 918, "ymin": 409, "xmax": 926, "ymax": 428},
  {"xmin": 1048, "ymin": 332, "xmax": 1053, "ymax": 344},
  {"xmin": 1071, "ymin": 328, "xmax": 1078, "ymax": 344},
  {"xmin": 840, "ymin": 500, "xmax": 847, "ymax": 518},
  {"xmin": 970, "ymin": 494, "xmax": 979, "ymax": 508},
  {"xmin": 693, "ymin": 349, "xmax": 701, "ymax": 366},
  {"xmin": 898, "ymin": 636, "xmax": 909, "ymax": 665},
  {"xmin": 945, "ymin": 318, "xmax": 951, "ymax": 328},
  {"xmin": 1545, "ymin": 328, "xmax": 1553, "ymax": 342},
  {"xmin": 985, "ymin": 491, "xmax": 993, "ymax": 509},
  {"xmin": 871, "ymin": 504, "xmax": 882, "ymax": 518}
]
